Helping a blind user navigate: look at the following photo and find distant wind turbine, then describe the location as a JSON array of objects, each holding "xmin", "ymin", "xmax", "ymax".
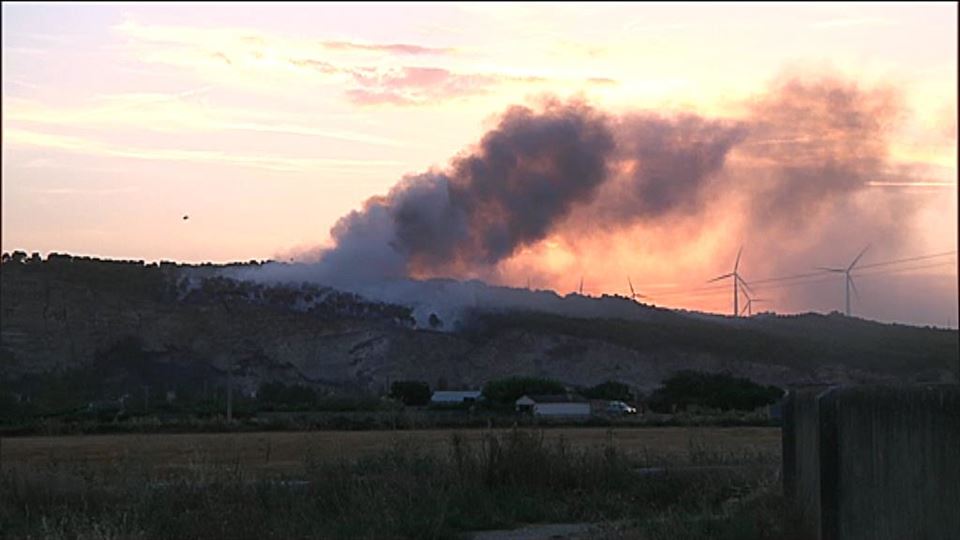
[
  {"xmin": 740, "ymin": 296, "xmax": 768, "ymax": 317},
  {"xmin": 818, "ymin": 245, "xmax": 870, "ymax": 317},
  {"xmin": 578, "ymin": 276, "xmax": 584, "ymax": 295},
  {"xmin": 627, "ymin": 276, "xmax": 648, "ymax": 302},
  {"xmin": 708, "ymin": 246, "xmax": 753, "ymax": 317}
]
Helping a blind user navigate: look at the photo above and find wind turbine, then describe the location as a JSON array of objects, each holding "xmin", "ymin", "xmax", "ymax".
[
  {"xmin": 578, "ymin": 275, "xmax": 584, "ymax": 295},
  {"xmin": 627, "ymin": 276, "xmax": 648, "ymax": 302},
  {"xmin": 740, "ymin": 296, "xmax": 768, "ymax": 317},
  {"xmin": 818, "ymin": 245, "xmax": 870, "ymax": 317},
  {"xmin": 708, "ymin": 246, "xmax": 753, "ymax": 317}
]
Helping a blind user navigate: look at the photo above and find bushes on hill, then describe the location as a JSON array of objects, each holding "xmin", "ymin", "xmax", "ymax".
[
  {"xmin": 482, "ymin": 377, "xmax": 565, "ymax": 406},
  {"xmin": 258, "ymin": 382, "xmax": 317, "ymax": 410},
  {"xmin": 648, "ymin": 370, "xmax": 783, "ymax": 413},
  {"xmin": 581, "ymin": 381, "xmax": 633, "ymax": 402},
  {"xmin": 389, "ymin": 381, "xmax": 431, "ymax": 406}
]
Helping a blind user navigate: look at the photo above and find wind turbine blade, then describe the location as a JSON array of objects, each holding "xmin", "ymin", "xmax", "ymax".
[
  {"xmin": 740, "ymin": 302, "xmax": 749, "ymax": 317},
  {"xmin": 737, "ymin": 275, "xmax": 755, "ymax": 294},
  {"xmin": 816, "ymin": 267, "xmax": 845, "ymax": 273},
  {"xmin": 848, "ymin": 244, "xmax": 871, "ymax": 271},
  {"xmin": 734, "ymin": 246, "xmax": 743, "ymax": 272},
  {"xmin": 707, "ymin": 273, "xmax": 734, "ymax": 283},
  {"xmin": 849, "ymin": 275, "xmax": 861, "ymax": 302},
  {"xmin": 628, "ymin": 276, "xmax": 636, "ymax": 298}
]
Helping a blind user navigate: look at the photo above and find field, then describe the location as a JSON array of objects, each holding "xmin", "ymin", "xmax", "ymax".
[
  {"xmin": 1, "ymin": 426, "xmax": 781, "ymax": 475},
  {"xmin": 1, "ymin": 427, "xmax": 794, "ymax": 539}
]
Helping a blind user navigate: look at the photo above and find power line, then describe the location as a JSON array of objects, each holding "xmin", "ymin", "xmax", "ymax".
[
  {"xmin": 854, "ymin": 260, "xmax": 957, "ymax": 279},
  {"xmin": 642, "ymin": 250, "xmax": 957, "ymax": 301},
  {"xmin": 856, "ymin": 251, "xmax": 957, "ymax": 270}
]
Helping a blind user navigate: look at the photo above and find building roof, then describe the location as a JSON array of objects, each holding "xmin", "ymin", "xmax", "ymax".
[{"xmin": 518, "ymin": 394, "xmax": 589, "ymax": 404}]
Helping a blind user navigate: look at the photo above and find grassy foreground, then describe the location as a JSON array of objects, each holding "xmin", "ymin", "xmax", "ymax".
[
  {"xmin": 1, "ymin": 427, "xmax": 781, "ymax": 474},
  {"xmin": 1, "ymin": 429, "xmax": 799, "ymax": 539}
]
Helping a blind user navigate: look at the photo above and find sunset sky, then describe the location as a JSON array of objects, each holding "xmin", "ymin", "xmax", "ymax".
[{"xmin": 2, "ymin": 2, "xmax": 957, "ymax": 325}]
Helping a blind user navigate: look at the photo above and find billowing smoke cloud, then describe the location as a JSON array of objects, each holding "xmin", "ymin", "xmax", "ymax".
[
  {"xmin": 579, "ymin": 113, "xmax": 747, "ymax": 228},
  {"xmin": 302, "ymin": 100, "xmax": 752, "ymax": 283},
  {"xmin": 303, "ymin": 100, "xmax": 616, "ymax": 282},
  {"xmin": 739, "ymin": 78, "xmax": 902, "ymax": 229},
  {"xmin": 240, "ymin": 75, "xmax": 955, "ymax": 328}
]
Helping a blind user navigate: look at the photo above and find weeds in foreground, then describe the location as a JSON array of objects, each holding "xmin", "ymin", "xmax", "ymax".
[{"xmin": 1, "ymin": 429, "xmax": 790, "ymax": 539}]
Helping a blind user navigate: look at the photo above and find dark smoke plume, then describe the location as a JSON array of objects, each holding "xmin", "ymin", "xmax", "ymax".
[
  {"xmin": 241, "ymin": 75, "xmax": 953, "ymax": 327},
  {"xmin": 309, "ymin": 100, "xmax": 615, "ymax": 282}
]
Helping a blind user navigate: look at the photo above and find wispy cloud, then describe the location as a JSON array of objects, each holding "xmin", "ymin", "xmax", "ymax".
[
  {"xmin": 5, "ymin": 94, "xmax": 404, "ymax": 147},
  {"xmin": 811, "ymin": 17, "xmax": 896, "ymax": 29},
  {"xmin": 320, "ymin": 40, "xmax": 453, "ymax": 55},
  {"xmin": 112, "ymin": 20, "xmax": 566, "ymax": 107},
  {"xmin": 346, "ymin": 66, "xmax": 499, "ymax": 105},
  {"xmin": 5, "ymin": 128, "xmax": 404, "ymax": 172},
  {"xmin": 26, "ymin": 186, "xmax": 140, "ymax": 196},
  {"xmin": 288, "ymin": 58, "xmax": 551, "ymax": 105},
  {"xmin": 587, "ymin": 77, "xmax": 618, "ymax": 85},
  {"xmin": 867, "ymin": 181, "xmax": 956, "ymax": 188}
]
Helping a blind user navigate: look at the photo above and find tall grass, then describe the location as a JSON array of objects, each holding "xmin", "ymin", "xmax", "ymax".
[{"xmin": 1, "ymin": 429, "xmax": 791, "ymax": 539}]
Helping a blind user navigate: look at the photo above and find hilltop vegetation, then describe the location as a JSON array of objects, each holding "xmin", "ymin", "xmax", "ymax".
[
  {"xmin": 1, "ymin": 252, "xmax": 957, "ymax": 419},
  {"xmin": 466, "ymin": 310, "xmax": 958, "ymax": 377}
]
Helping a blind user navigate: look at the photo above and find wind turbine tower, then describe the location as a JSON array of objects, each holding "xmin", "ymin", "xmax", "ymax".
[
  {"xmin": 818, "ymin": 245, "xmax": 870, "ymax": 317},
  {"xmin": 708, "ymin": 246, "xmax": 753, "ymax": 317},
  {"xmin": 740, "ymin": 296, "xmax": 768, "ymax": 317},
  {"xmin": 627, "ymin": 276, "xmax": 648, "ymax": 302}
]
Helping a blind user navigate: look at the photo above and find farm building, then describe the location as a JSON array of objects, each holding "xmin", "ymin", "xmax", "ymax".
[
  {"xmin": 430, "ymin": 390, "xmax": 483, "ymax": 404},
  {"xmin": 515, "ymin": 394, "xmax": 592, "ymax": 417}
]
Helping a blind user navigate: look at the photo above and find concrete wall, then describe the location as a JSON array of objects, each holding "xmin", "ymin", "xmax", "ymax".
[
  {"xmin": 783, "ymin": 384, "xmax": 960, "ymax": 540},
  {"xmin": 782, "ymin": 386, "xmax": 830, "ymax": 539}
]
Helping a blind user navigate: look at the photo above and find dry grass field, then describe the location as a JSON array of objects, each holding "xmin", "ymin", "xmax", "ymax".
[
  {"xmin": 1, "ymin": 426, "xmax": 780, "ymax": 475},
  {"xmin": 1, "ymin": 427, "xmax": 791, "ymax": 539}
]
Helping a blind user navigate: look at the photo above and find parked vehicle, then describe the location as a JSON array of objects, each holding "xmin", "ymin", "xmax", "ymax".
[{"xmin": 606, "ymin": 400, "xmax": 637, "ymax": 415}]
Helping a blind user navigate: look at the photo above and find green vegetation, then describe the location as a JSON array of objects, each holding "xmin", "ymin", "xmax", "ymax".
[
  {"xmin": 469, "ymin": 311, "xmax": 959, "ymax": 376},
  {"xmin": 648, "ymin": 371, "xmax": 783, "ymax": 413},
  {"xmin": 390, "ymin": 381, "xmax": 432, "ymax": 406},
  {"xmin": 0, "ymin": 429, "xmax": 796, "ymax": 540},
  {"xmin": 258, "ymin": 382, "xmax": 318, "ymax": 411},
  {"xmin": 482, "ymin": 377, "xmax": 566, "ymax": 406},
  {"xmin": 582, "ymin": 381, "xmax": 634, "ymax": 402}
]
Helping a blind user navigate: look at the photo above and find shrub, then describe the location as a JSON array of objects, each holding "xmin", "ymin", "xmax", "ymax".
[
  {"xmin": 582, "ymin": 381, "xmax": 634, "ymax": 402},
  {"xmin": 257, "ymin": 382, "xmax": 317, "ymax": 410},
  {"xmin": 482, "ymin": 377, "xmax": 566, "ymax": 406},
  {"xmin": 647, "ymin": 370, "xmax": 783, "ymax": 413},
  {"xmin": 389, "ymin": 381, "xmax": 431, "ymax": 406}
]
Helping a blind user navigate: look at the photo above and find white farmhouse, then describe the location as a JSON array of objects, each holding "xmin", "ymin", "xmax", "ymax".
[
  {"xmin": 515, "ymin": 394, "xmax": 591, "ymax": 417},
  {"xmin": 431, "ymin": 390, "xmax": 483, "ymax": 404}
]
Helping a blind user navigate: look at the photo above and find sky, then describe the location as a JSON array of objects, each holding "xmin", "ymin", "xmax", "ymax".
[{"xmin": 2, "ymin": 2, "xmax": 957, "ymax": 326}]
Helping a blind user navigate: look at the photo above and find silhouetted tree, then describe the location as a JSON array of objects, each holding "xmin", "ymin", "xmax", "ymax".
[
  {"xmin": 647, "ymin": 370, "xmax": 783, "ymax": 412},
  {"xmin": 582, "ymin": 381, "xmax": 633, "ymax": 401},
  {"xmin": 482, "ymin": 377, "xmax": 566, "ymax": 405},
  {"xmin": 390, "ymin": 381, "xmax": 431, "ymax": 406}
]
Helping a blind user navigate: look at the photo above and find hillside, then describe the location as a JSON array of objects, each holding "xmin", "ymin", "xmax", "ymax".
[{"xmin": 1, "ymin": 253, "xmax": 957, "ymax": 408}]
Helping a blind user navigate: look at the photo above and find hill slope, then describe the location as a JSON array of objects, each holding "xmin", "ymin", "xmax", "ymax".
[{"xmin": 2, "ymin": 254, "xmax": 957, "ymax": 402}]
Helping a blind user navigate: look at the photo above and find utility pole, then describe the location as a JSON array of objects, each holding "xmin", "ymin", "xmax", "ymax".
[{"xmin": 226, "ymin": 362, "xmax": 233, "ymax": 423}]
